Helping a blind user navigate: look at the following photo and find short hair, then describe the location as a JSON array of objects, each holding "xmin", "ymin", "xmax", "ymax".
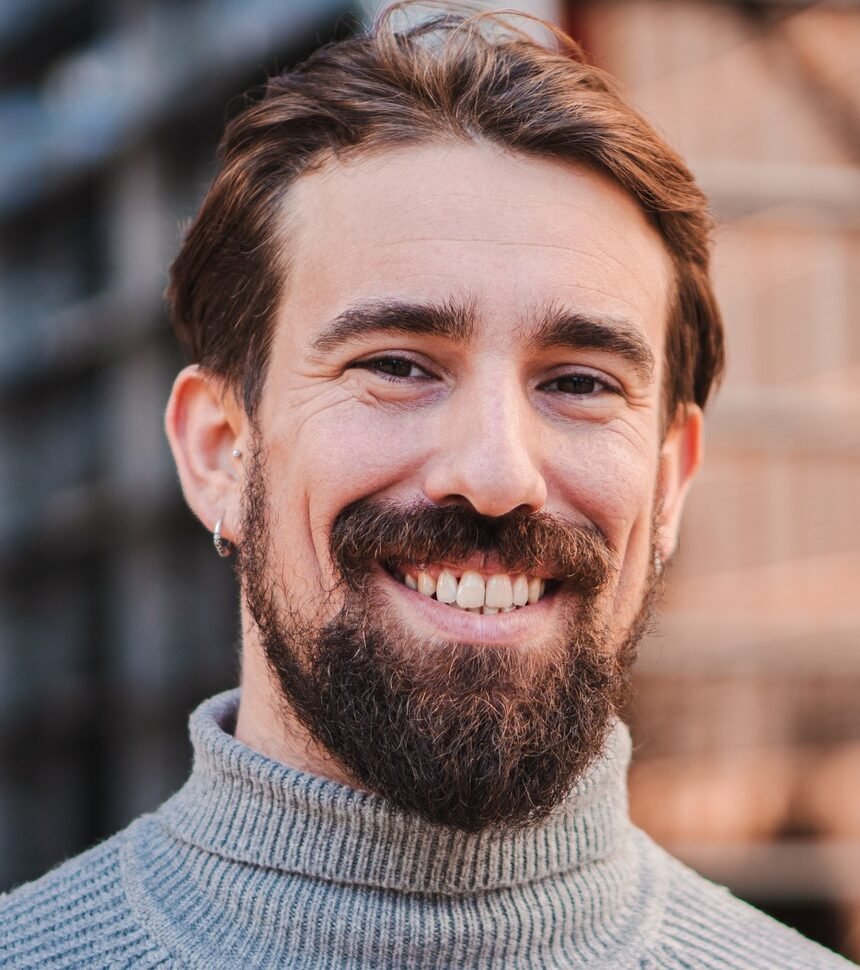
[{"xmin": 167, "ymin": 3, "xmax": 724, "ymax": 424}]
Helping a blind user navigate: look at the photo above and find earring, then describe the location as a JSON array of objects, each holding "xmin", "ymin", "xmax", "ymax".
[
  {"xmin": 213, "ymin": 515, "xmax": 234, "ymax": 558},
  {"xmin": 231, "ymin": 448, "xmax": 242, "ymax": 459},
  {"xmin": 653, "ymin": 550, "xmax": 664, "ymax": 578}
]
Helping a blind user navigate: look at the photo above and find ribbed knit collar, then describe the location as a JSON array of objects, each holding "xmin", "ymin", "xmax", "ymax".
[{"xmin": 159, "ymin": 689, "xmax": 634, "ymax": 896}]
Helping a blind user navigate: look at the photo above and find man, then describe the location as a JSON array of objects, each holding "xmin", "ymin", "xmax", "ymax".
[{"xmin": 1, "ymin": 5, "xmax": 854, "ymax": 968}]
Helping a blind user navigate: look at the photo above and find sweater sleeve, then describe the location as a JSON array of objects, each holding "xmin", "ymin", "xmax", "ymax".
[
  {"xmin": 0, "ymin": 829, "xmax": 175, "ymax": 970},
  {"xmin": 640, "ymin": 844, "xmax": 858, "ymax": 970}
]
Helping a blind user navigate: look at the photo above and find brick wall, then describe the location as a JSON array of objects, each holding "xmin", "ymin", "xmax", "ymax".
[{"xmin": 582, "ymin": 1, "xmax": 860, "ymax": 956}]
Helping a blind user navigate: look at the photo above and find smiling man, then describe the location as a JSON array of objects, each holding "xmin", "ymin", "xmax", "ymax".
[{"xmin": 1, "ymin": 6, "xmax": 854, "ymax": 970}]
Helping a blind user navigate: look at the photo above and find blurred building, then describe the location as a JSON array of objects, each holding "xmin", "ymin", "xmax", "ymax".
[
  {"xmin": 0, "ymin": 0, "xmax": 358, "ymax": 891},
  {"xmin": 579, "ymin": 1, "xmax": 860, "ymax": 959},
  {"xmin": 0, "ymin": 0, "xmax": 858, "ymax": 961}
]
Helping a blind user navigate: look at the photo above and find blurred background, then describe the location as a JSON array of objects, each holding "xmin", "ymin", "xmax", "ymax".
[{"xmin": 0, "ymin": 0, "xmax": 857, "ymax": 959}]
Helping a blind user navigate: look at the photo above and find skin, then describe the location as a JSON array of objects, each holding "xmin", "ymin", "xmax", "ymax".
[{"xmin": 166, "ymin": 141, "xmax": 703, "ymax": 786}]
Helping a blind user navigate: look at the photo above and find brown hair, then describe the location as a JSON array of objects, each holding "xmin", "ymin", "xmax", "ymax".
[{"xmin": 167, "ymin": 2, "xmax": 724, "ymax": 423}]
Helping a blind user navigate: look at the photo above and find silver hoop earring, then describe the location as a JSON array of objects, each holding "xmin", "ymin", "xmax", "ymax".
[{"xmin": 213, "ymin": 515, "xmax": 234, "ymax": 558}]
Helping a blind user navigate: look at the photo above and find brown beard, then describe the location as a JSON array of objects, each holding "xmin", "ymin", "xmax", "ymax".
[{"xmin": 236, "ymin": 435, "xmax": 660, "ymax": 832}]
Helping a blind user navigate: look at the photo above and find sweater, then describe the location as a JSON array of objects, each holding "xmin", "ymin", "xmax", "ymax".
[{"xmin": 1, "ymin": 689, "xmax": 855, "ymax": 969}]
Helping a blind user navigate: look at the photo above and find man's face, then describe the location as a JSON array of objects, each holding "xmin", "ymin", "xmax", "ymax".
[{"xmin": 239, "ymin": 141, "xmax": 679, "ymax": 829}]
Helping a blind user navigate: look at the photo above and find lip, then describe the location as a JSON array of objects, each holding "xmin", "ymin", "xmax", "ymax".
[{"xmin": 372, "ymin": 562, "xmax": 564, "ymax": 646}]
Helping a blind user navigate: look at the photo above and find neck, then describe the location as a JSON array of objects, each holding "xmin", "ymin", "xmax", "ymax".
[{"xmin": 235, "ymin": 637, "xmax": 360, "ymax": 788}]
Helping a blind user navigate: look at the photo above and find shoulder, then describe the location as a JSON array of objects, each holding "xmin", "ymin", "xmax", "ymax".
[
  {"xmin": 0, "ymin": 821, "xmax": 174, "ymax": 969},
  {"xmin": 640, "ymin": 834, "xmax": 856, "ymax": 969}
]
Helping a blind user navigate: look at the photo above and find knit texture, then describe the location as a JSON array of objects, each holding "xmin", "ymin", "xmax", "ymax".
[{"xmin": 1, "ymin": 690, "xmax": 855, "ymax": 969}]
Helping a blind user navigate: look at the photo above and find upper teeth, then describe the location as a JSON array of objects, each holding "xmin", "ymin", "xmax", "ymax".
[{"xmin": 400, "ymin": 567, "xmax": 546, "ymax": 611}]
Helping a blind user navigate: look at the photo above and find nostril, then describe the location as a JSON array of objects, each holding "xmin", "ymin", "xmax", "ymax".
[
  {"xmin": 435, "ymin": 495, "xmax": 543, "ymax": 519},
  {"xmin": 436, "ymin": 494, "xmax": 474, "ymax": 510}
]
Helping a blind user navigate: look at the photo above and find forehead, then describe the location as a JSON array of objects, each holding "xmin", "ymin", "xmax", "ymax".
[{"xmin": 277, "ymin": 141, "xmax": 671, "ymax": 353}]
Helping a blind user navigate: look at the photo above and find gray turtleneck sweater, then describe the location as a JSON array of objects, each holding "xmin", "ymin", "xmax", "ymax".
[{"xmin": 1, "ymin": 690, "xmax": 854, "ymax": 968}]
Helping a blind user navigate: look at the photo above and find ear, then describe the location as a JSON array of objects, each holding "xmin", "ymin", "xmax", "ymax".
[
  {"xmin": 165, "ymin": 365, "xmax": 247, "ymax": 544},
  {"xmin": 656, "ymin": 404, "xmax": 704, "ymax": 562}
]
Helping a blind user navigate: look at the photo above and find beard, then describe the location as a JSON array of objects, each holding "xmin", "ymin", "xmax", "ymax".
[{"xmin": 236, "ymin": 438, "xmax": 661, "ymax": 833}]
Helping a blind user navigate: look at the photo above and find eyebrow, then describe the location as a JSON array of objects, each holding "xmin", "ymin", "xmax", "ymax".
[
  {"xmin": 526, "ymin": 305, "xmax": 656, "ymax": 382},
  {"xmin": 311, "ymin": 296, "xmax": 656, "ymax": 383},
  {"xmin": 311, "ymin": 298, "xmax": 475, "ymax": 354}
]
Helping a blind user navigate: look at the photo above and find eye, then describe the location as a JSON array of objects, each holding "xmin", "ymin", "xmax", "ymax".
[
  {"xmin": 542, "ymin": 372, "xmax": 617, "ymax": 397},
  {"xmin": 352, "ymin": 356, "xmax": 433, "ymax": 382}
]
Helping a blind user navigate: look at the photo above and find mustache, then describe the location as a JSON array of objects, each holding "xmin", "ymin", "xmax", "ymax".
[{"xmin": 329, "ymin": 499, "xmax": 616, "ymax": 596}]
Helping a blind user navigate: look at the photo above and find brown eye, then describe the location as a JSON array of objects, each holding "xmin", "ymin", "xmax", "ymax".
[
  {"xmin": 352, "ymin": 356, "xmax": 436, "ymax": 382},
  {"xmin": 373, "ymin": 357, "xmax": 415, "ymax": 378},
  {"xmin": 541, "ymin": 371, "xmax": 620, "ymax": 399},
  {"xmin": 553, "ymin": 374, "xmax": 598, "ymax": 395}
]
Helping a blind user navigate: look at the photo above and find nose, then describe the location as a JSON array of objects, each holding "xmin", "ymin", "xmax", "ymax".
[{"xmin": 422, "ymin": 371, "xmax": 548, "ymax": 518}]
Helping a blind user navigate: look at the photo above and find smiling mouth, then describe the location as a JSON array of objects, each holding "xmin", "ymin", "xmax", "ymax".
[{"xmin": 383, "ymin": 561, "xmax": 558, "ymax": 616}]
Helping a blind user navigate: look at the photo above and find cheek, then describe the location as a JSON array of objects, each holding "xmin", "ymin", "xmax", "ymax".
[
  {"xmin": 549, "ymin": 425, "xmax": 660, "ymax": 638},
  {"xmin": 553, "ymin": 430, "xmax": 660, "ymax": 632},
  {"xmin": 309, "ymin": 406, "xmax": 432, "ymax": 499},
  {"xmin": 548, "ymin": 426, "xmax": 658, "ymax": 553},
  {"xmin": 265, "ymin": 406, "xmax": 432, "ymax": 589}
]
